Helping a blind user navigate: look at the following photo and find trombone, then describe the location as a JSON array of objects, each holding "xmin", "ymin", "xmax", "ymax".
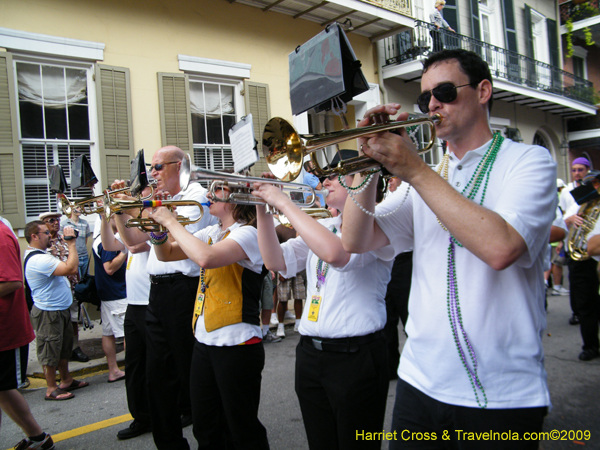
[
  {"xmin": 179, "ymin": 155, "xmax": 324, "ymax": 213},
  {"xmin": 262, "ymin": 114, "xmax": 442, "ymax": 181},
  {"xmin": 103, "ymin": 195, "xmax": 206, "ymax": 233}
]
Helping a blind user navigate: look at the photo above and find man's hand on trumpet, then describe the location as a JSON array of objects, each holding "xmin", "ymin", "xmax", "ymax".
[
  {"xmin": 147, "ymin": 192, "xmax": 178, "ymax": 229},
  {"xmin": 357, "ymin": 103, "xmax": 426, "ymax": 184}
]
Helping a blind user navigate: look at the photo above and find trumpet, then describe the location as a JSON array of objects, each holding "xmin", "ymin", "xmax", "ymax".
[
  {"xmin": 103, "ymin": 196, "xmax": 206, "ymax": 233},
  {"xmin": 277, "ymin": 208, "xmax": 333, "ymax": 228},
  {"xmin": 262, "ymin": 114, "xmax": 442, "ymax": 181},
  {"xmin": 179, "ymin": 155, "xmax": 324, "ymax": 213}
]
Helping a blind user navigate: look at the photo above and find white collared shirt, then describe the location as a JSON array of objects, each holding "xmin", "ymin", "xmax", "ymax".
[
  {"xmin": 375, "ymin": 138, "xmax": 556, "ymax": 409},
  {"xmin": 146, "ymin": 182, "xmax": 218, "ymax": 276},
  {"xmin": 280, "ymin": 215, "xmax": 392, "ymax": 339}
]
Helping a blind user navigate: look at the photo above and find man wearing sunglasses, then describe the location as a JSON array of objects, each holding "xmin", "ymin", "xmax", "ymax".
[
  {"xmin": 342, "ymin": 49, "xmax": 556, "ymax": 449},
  {"xmin": 40, "ymin": 212, "xmax": 90, "ymax": 364},
  {"xmin": 24, "ymin": 221, "xmax": 89, "ymax": 401},
  {"xmin": 111, "ymin": 145, "xmax": 216, "ymax": 449}
]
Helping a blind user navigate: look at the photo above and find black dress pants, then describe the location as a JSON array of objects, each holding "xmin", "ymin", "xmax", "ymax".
[
  {"xmin": 295, "ymin": 334, "xmax": 389, "ymax": 450},
  {"xmin": 384, "ymin": 251, "xmax": 413, "ymax": 375},
  {"xmin": 146, "ymin": 275, "xmax": 198, "ymax": 450},
  {"xmin": 390, "ymin": 379, "xmax": 546, "ymax": 450},
  {"xmin": 568, "ymin": 257, "xmax": 600, "ymax": 351},
  {"xmin": 190, "ymin": 340, "xmax": 269, "ymax": 450},
  {"xmin": 124, "ymin": 304, "xmax": 150, "ymax": 426}
]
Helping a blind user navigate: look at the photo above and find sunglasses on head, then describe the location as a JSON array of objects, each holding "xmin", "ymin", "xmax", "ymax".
[
  {"xmin": 417, "ymin": 82, "xmax": 475, "ymax": 114},
  {"xmin": 147, "ymin": 161, "xmax": 178, "ymax": 172}
]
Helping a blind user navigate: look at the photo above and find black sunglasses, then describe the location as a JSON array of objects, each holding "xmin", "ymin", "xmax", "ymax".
[
  {"xmin": 44, "ymin": 218, "xmax": 58, "ymax": 224},
  {"xmin": 147, "ymin": 161, "xmax": 179, "ymax": 172},
  {"xmin": 417, "ymin": 82, "xmax": 475, "ymax": 114}
]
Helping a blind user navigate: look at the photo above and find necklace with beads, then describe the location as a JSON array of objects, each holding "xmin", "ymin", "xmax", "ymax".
[
  {"xmin": 438, "ymin": 132, "xmax": 504, "ymax": 409},
  {"xmin": 315, "ymin": 227, "xmax": 337, "ymax": 291}
]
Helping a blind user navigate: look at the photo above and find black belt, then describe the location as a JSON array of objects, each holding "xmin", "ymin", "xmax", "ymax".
[
  {"xmin": 300, "ymin": 330, "xmax": 384, "ymax": 353},
  {"xmin": 149, "ymin": 273, "xmax": 196, "ymax": 284}
]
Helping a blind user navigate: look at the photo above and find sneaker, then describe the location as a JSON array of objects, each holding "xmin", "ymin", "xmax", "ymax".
[
  {"xmin": 556, "ymin": 285, "xmax": 570, "ymax": 295},
  {"xmin": 294, "ymin": 321, "xmax": 300, "ymax": 332},
  {"xmin": 263, "ymin": 330, "xmax": 282, "ymax": 343},
  {"xmin": 14, "ymin": 433, "xmax": 55, "ymax": 450},
  {"xmin": 270, "ymin": 313, "xmax": 279, "ymax": 325},
  {"xmin": 284, "ymin": 311, "xmax": 296, "ymax": 321},
  {"xmin": 277, "ymin": 323, "xmax": 286, "ymax": 338},
  {"xmin": 569, "ymin": 314, "xmax": 580, "ymax": 325},
  {"xmin": 550, "ymin": 288, "xmax": 561, "ymax": 296},
  {"xmin": 117, "ymin": 420, "xmax": 151, "ymax": 440}
]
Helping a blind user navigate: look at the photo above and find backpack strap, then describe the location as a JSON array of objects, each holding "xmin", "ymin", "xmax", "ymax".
[{"xmin": 24, "ymin": 250, "xmax": 45, "ymax": 312}]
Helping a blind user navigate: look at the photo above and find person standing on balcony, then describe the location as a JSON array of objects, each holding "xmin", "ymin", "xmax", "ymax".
[{"xmin": 430, "ymin": 0, "xmax": 455, "ymax": 53}]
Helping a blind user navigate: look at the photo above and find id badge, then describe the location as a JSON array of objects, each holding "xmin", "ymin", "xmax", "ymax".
[
  {"xmin": 194, "ymin": 292, "xmax": 205, "ymax": 317},
  {"xmin": 307, "ymin": 295, "xmax": 322, "ymax": 322}
]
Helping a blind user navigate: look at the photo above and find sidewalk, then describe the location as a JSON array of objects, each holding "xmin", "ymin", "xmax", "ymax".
[{"xmin": 26, "ymin": 318, "xmax": 125, "ymax": 379}]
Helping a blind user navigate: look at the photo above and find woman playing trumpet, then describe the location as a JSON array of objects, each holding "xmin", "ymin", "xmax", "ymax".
[
  {"xmin": 252, "ymin": 150, "xmax": 393, "ymax": 450},
  {"xmin": 149, "ymin": 186, "xmax": 269, "ymax": 450}
]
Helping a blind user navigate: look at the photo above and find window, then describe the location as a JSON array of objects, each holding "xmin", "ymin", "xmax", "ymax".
[
  {"xmin": 16, "ymin": 61, "xmax": 94, "ymax": 220},
  {"xmin": 190, "ymin": 79, "xmax": 235, "ymax": 176}
]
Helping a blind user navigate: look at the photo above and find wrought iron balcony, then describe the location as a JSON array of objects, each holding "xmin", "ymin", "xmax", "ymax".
[{"xmin": 383, "ymin": 20, "xmax": 595, "ymax": 106}]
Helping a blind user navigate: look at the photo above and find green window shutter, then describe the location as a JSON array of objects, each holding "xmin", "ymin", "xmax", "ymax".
[
  {"xmin": 0, "ymin": 52, "xmax": 26, "ymax": 228},
  {"xmin": 524, "ymin": 5, "xmax": 534, "ymax": 59},
  {"xmin": 443, "ymin": 0, "xmax": 460, "ymax": 34},
  {"xmin": 502, "ymin": 0, "xmax": 520, "ymax": 83},
  {"xmin": 96, "ymin": 64, "xmax": 133, "ymax": 188},
  {"xmin": 469, "ymin": 0, "xmax": 481, "ymax": 41},
  {"xmin": 158, "ymin": 73, "xmax": 192, "ymax": 154},
  {"xmin": 244, "ymin": 81, "xmax": 271, "ymax": 176}
]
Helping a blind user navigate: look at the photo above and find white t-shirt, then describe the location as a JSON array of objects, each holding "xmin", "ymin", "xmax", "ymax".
[
  {"xmin": 147, "ymin": 182, "xmax": 218, "ymax": 276},
  {"xmin": 193, "ymin": 222, "xmax": 264, "ymax": 346},
  {"xmin": 116, "ymin": 234, "xmax": 150, "ymax": 306},
  {"xmin": 25, "ymin": 249, "xmax": 73, "ymax": 311},
  {"xmin": 375, "ymin": 138, "xmax": 556, "ymax": 409},
  {"xmin": 545, "ymin": 207, "xmax": 568, "ymax": 271},
  {"xmin": 559, "ymin": 182, "xmax": 577, "ymax": 215},
  {"xmin": 280, "ymin": 215, "xmax": 392, "ymax": 339}
]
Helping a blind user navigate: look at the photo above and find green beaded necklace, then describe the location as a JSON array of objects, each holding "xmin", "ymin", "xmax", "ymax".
[{"xmin": 438, "ymin": 132, "xmax": 504, "ymax": 409}]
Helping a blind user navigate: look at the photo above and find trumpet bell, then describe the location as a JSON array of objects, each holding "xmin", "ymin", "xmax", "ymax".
[{"xmin": 263, "ymin": 118, "xmax": 304, "ymax": 182}]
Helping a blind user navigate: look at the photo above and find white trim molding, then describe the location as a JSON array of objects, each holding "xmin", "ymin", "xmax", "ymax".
[
  {"xmin": 178, "ymin": 55, "xmax": 251, "ymax": 79},
  {"xmin": 568, "ymin": 129, "xmax": 600, "ymax": 141},
  {"xmin": 0, "ymin": 27, "xmax": 104, "ymax": 60}
]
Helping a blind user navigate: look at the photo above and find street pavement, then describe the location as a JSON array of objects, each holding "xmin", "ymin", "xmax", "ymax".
[{"xmin": 1, "ymin": 290, "xmax": 599, "ymax": 449}]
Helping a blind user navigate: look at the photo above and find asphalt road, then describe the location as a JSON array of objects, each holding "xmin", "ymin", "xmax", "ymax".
[{"xmin": 1, "ymin": 291, "xmax": 598, "ymax": 450}]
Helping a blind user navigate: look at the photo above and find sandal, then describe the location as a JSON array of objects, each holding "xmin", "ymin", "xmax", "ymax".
[
  {"xmin": 61, "ymin": 379, "xmax": 89, "ymax": 392},
  {"xmin": 45, "ymin": 387, "xmax": 75, "ymax": 401}
]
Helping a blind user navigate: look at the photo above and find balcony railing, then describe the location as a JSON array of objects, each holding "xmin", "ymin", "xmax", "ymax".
[
  {"xmin": 383, "ymin": 20, "xmax": 595, "ymax": 106},
  {"xmin": 560, "ymin": 0, "xmax": 600, "ymax": 25}
]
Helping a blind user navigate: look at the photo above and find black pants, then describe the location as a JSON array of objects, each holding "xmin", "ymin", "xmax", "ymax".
[
  {"xmin": 384, "ymin": 251, "xmax": 412, "ymax": 375},
  {"xmin": 124, "ymin": 304, "xmax": 150, "ymax": 426},
  {"xmin": 390, "ymin": 379, "xmax": 547, "ymax": 450},
  {"xmin": 295, "ymin": 334, "xmax": 389, "ymax": 450},
  {"xmin": 190, "ymin": 341, "xmax": 269, "ymax": 450},
  {"xmin": 568, "ymin": 257, "xmax": 600, "ymax": 351},
  {"xmin": 146, "ymin": 275, "xmax": 198, "ymax": 450}
]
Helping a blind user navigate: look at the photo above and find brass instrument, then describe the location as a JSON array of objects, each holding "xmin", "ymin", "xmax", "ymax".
[
  {"xmin": 179, "ymin": 155, "xmax": 323, "ymax": 213},
  {"xmin": 57, "ymin": 182, "xmax": 156, "ymax": 217},
  {"xmin": 262, "ymin": 114, "xmax": 442, "ymax": 181},
  {"xmin": 566, "ymin": 197, "xmax": 600, "ymax": 260},
  {"xmin": 277, "ymin": 208, "xmax": 333, "ymax": 228},
  {"xmin": 57, "ymin": 193, "xmax": 105, "ymax": 217},
  {"xmin": 103, "ymin": 195, "xmax": 206, "ymax": 233}
]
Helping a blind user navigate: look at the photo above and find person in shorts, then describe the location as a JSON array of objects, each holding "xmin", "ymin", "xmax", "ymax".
[
  {"xmin": 1, "ymin": 220, "xmax": 56, "ymax": 449},
  {"xmin": 24, "ymin": 220, "xmax": 89, "ymax": 401}
]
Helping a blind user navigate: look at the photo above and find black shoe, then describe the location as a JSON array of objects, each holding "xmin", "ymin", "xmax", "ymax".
[
  {"xmin": 117, "ymin": 420, "xmax": 151, "ymax": 440},
  {"xmin": 181, "ymin": 414, "xmax": 193, "ymax": 428},
  {"xmin": 578, "ymin": 349, "xmax": 600, "ymax": 361},
  {"xmin": 569, "ymin": 315, "xmax": 580, "ymax": 325},
  {"xmin": 71, "ymin": 347, "xmax": 90, "ymax": 362}
]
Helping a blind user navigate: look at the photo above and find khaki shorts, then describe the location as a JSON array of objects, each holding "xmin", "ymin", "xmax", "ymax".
[
  {"xmin": 100, "ymin": 299, "xmax": 127, "ymax": 338},
  {"xmin": 30, "ymin": 306, "xmax": 74, "ymax": 367},
  {"xmin": 277, "ymin": 270, "xmax": 306, "ymax": 302}
]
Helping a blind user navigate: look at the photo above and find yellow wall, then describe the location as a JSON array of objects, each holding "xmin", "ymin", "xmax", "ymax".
[{"xmin": 1, "ymin": 0, "xmax": 377, "ymax": 159}]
